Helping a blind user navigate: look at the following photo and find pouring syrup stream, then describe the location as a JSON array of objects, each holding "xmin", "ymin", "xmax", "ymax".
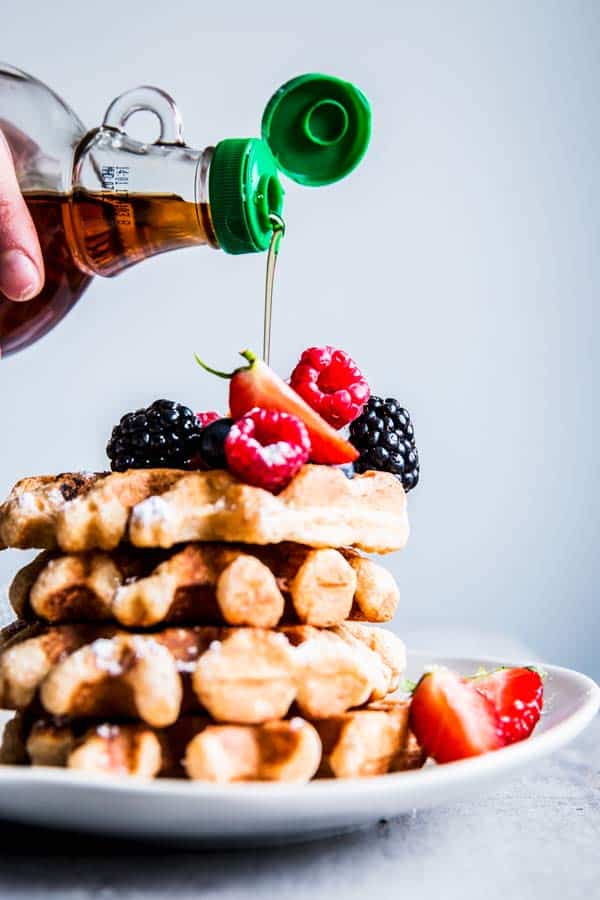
[{"xmin": 262, "ymin": 213, "xmax": 285, "ymax": 365}]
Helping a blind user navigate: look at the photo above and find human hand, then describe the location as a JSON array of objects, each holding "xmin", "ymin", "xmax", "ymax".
[{"xmin": 0, "ymin": 130, "xmax": 43, "ymax": 301}]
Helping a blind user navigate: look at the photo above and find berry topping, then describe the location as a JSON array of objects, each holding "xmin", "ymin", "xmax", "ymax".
[
  {"xmin": 289, "ymin": 346, "xmax": 370, "ymax": 429},
  {"xmin": 471, "ymin": 667, "xmax": 544, "ymax": 745},
  {"xmin": 198, "ymin": 417, "xmax": 234, "ymax": 469},
  {"xmin": 349, "ymin": 396, "xmax": 419, "ymax": 492},
  {"xmin": 106, "ymin": 400, "xmax": 203, "ymax": 472},
  {"xmin": 195, "ymin": 350, "xmax": 358, "ymax": 465},
  {"xmin": 224, "ymin": 408, "xmax": 311, "ymax": 493},
  {"xmin": 336, "ymin": 462, "xmax": 355, "ymax": 480},
  {"xmin": 196, "ymin": 411, "xmax": 221, "ymax": 429},
  {"xmin": 410, "ymin": 668, "xmax": 505, "ymax": 764}
]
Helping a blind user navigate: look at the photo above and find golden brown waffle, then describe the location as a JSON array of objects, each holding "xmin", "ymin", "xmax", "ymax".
[
  {"xmin": 23, "ymin": 715, "xmax": 323, "ymax": 782},
  {"xmin": 0, "ymin": 465, "xmax": 408, "ymax": 554},
  {"xmin": 0, "ymin": 622, "xmax": 116, "ymax": 710},
  {"xmin": 281, "ymin": 623, "xmax": 405, "ymax": 717},
  {"xmin": 0, "ymin": 622, "xmax": 405, "ymax": 726},
  {"xmin": 15, "ymin": 699, "xmax": 425, "ymax": 781},
  {"xmin": 10, "ymin": 543, "xmax": 398, "ymax": 628},
  {"xmin": 27, "ymin": 719, "xmax": 165, "ymax": 776},
  {"xmin": 313, "ymin": 698, "xmax": 426, "ymax": 777},
  {"xmin": 0, "ymin": 713, "xmax": 28, "ymax": 765},
  {"xmin": 182, "ymin": 718, "xmax": 323, "ymax": 783}
]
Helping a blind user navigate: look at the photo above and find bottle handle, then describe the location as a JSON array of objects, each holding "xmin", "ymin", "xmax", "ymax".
[{"xmin": 102, "ymin": 86, "xmax": 185, "ymax": 145}]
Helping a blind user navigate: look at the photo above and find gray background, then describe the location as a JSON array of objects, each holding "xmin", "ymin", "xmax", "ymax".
[{"xmin": 1, "ymin": 1, "xmax": 598, "ymax": 677}]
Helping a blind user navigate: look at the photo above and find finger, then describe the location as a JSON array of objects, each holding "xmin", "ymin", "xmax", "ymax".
[{"xmin": 0, "ymin": 131, "xmax": 44, "ymax": 301}]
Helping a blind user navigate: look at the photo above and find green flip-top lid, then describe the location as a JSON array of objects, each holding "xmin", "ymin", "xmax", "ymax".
[
  {"xmin": 262, "ymin": 73, "xmax": 371, "ymax": 187},
  {"xmin": 209, "ymin": 138, "xmax": 284, "ymax": 255},
  {"xmin": 208, "ymin": 73, "xmax": 371, "ymax": 254}
]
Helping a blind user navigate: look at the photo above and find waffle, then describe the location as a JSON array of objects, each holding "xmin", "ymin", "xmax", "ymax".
[
  {"xmin": 10, "ymin": 544, "xmax": 399, "ymax": 628},
  {"xmin": 313, "ymin": 698, "xmax": 426, "ymax": 777},
  {"xmin": 0, "ymin": 622, "xmax": 405, "ymax": 726},
  {"xmin": 12, "ymin": 698, "xmax": 424, "ymax": 781},
  {"xmin": 0, "ymin": 713, "xmax": 28, "ymax": 765},
  {"xmin": 0, "ymin": 465, "xmax": 408, "ymax": 554},
  {"xmin": 27, "ymin": 719, "xmax": 166, "ymax": 776}
]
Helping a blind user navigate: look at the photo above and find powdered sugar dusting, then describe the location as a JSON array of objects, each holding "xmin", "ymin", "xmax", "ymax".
[
  {"xmin": 96, "ymin": 723, "xmax": 120, "ymax": 739},
  {"xmin": 132, "ymin": 635, "xmax": 148, "ymax": 653},
  {"xmin": 131, "ymin": 496, "xmax": 170, "ymax": 527},
  {"xmin": 91, "ymin": 639, "xmax": 123, "ymax": 676},
  {"xmin": 177, "ymin": 660, "xmax": 197, "ymax": 673},
  {"xmin": 16, "ymin": 493, "xmax": 43, "ymax": 514}
]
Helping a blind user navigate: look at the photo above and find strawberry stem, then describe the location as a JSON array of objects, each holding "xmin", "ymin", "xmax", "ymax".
[
  {"xmin": 399, "ymin": 678, "xmax": 417, "ymax": 695},
  {"xmin": 195, "ymin": 349, "xmax": 257, "ymax": 380},
  {"xmin": 527, "ymin": 664, "xmax": 548, "ymax": 680},
  {"xmin": 239, "ymin": 349, "xmax": 257, "ymax": 367}
]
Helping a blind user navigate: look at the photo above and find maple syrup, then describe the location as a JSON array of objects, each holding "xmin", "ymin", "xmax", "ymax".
[
  {"xmin": 262, "ymin": 214, "xmax": 285, "ymax": 365},
  {"xmin": 0, "ymin": 194, "xmax": 91, "ymax": 358},
  {"xmin": 68, "ymin": 190, "xmax": 216, "ymax": 276},
  {"xmin": 0, "ymin": 191, "xmax": 215, "ymax": 357}
]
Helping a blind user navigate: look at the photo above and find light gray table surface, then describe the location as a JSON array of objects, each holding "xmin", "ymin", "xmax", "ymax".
[{"xmin": 0, "ymin": 630, "xmax": 597, "ymax": 900}]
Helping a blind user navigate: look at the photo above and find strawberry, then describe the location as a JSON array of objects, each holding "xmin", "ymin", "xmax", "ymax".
[
  {"xmin": 289, "ymin": 346, "xmax": 370, "ymax": 429},
  {"xmin": 225, "ymin": 408, "xmax": 311, "ymax": 492},
  {"xmin": 472, "ymin": 667, "xmax": 544, "ymax": 745},
  {"xmin": 409, "ymin": 668, "xmax": 505, "ymax": 763},
  {"xmin": 195, "ymin": 350, "xmax": 359, "ymax": 465}
]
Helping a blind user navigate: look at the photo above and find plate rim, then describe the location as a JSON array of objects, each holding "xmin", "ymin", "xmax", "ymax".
[{"xmin": 0, "ymin": 652, "xmax": 597, "ymax": 801}]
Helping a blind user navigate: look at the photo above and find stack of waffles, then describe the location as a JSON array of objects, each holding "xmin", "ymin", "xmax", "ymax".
[{"xmin": 0, "ymin": 464, "xmax": 425, "ymax": 782}]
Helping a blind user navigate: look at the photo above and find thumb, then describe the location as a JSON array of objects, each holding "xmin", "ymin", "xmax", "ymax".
[{"xmin": 0, "ymin": 130, "xmax": 44, "ymax": 301}]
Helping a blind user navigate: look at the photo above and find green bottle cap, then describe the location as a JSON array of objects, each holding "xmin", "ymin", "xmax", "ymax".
[
  {"xmin": 261, "ymin": 73, "xmax": 371, "ymax": 186},
  {"xmin": 208, "ymin": 138, "xmax": 285, "ymax": 255},
  {"xmin": 208, "ymin": 74, "xmax": 371, "ymax": 253}
]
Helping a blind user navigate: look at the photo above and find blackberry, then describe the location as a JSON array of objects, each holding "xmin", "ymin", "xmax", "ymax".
[
  {"xmin": 349, "ymin": 396, "xmax": 419, "ymax": 492},
  {"xmin": 107, "ymin": 399, "xmax": 203, "ymax": 472},
  {"xmin": 198, "ymin": 417, "xmax": 233, "ymax": 469}
]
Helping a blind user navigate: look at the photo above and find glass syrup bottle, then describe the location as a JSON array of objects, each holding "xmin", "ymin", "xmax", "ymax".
[{"xmin": 0, "ymin": 67, "xmax": 371, "ymax": 358}]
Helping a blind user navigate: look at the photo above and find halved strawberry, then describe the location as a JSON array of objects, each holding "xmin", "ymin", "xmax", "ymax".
[
  {"xmin": 195, "ymin": 350, "xmax": 359, "ymax": 465},
  {"xmin": 472, "ymin": 667, "xmax": 544, "ymax": 745},
  {"xmin": 409, "ymin": 668, "xmax": 505, "ymax": 763}
]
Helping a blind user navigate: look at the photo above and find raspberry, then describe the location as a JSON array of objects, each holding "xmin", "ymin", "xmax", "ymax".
[
  {"xmin": 196, "ymin": 411, "xmax": 221, "ymax": 429},
  {"xmin": 225, "ymin": 408, "xmax": 311, "ymax": 493},
  {"xmin": 195, "ymin": 349, "xmax": 358, "ymax": 464},
  {"xmin": 289, "ymin": 346, "xmax": 370, "ymax": 429}
]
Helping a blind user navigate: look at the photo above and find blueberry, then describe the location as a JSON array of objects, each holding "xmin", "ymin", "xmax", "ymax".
[{"xmin": 199, "ymin": 418, "xmax": 234, "ymax": 469}]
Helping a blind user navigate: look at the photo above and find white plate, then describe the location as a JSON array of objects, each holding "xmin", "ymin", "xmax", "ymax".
[{"xmin": 0, "ymin": 651, "xmax": 597, "ymax": 844}]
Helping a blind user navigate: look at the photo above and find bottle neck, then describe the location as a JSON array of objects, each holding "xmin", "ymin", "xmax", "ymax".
[
  {"xmin": 193, "ymin": 145, "xmax": 219, "ymax": 252},
  {"xmin": 67, "ymin": 131, "xmax": 219, "ymax": 277}
]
